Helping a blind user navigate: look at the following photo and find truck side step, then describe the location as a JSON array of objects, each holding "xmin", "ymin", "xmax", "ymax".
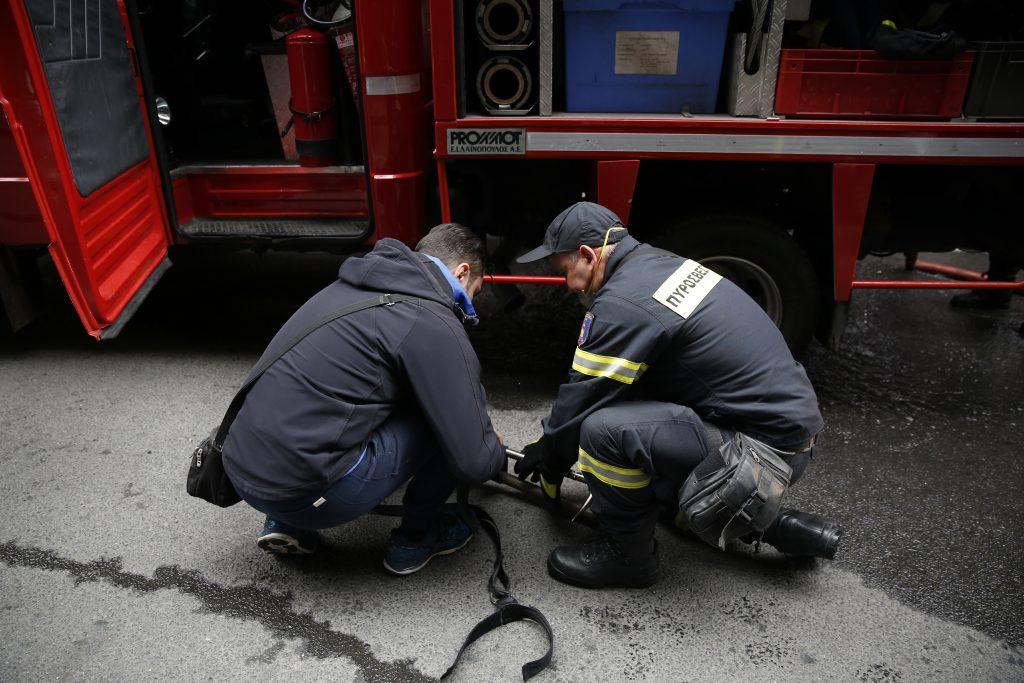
[{"xmin": 178, "ymin": 218, "xmax": 368, "ymax": 239}]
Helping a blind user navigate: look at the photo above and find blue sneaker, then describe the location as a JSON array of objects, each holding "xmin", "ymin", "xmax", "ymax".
[
  {"xmin": 257, "ymin": 517, "xmax": 320, "ymax": 555},
  {"xmin": 382, "ymin": 512, "xmax": 473, "ymax": 575}
]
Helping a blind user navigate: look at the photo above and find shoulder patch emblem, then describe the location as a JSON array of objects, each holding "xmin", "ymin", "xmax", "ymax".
[
  {"xmin": 652, "ymin": 259, "xmax": 722, "ymax": 319},
  {"xmin": 578, "ymin": 312, "xmax": 595, "ymax": 346}
]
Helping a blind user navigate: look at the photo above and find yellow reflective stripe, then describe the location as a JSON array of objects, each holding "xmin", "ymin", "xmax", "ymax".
[
  {"xmin": 574, "ymin": 347, "xmax": 646, "ymax": 372},
  {"xmin": 577, "ymin": 448, "xmax": 651, "ymax": 489},
  {"xmin": 571, "ymin": 347, "xmax": 648, "ymax": 385},
  {"xmin": 540, "ymin": 473, "xmax": 558, "ymax": 499},
  {"xmin": 578, "ymin": 448, "xmax": 646, "ymax": 476},
  {"xmin": 571, "ymin": 361, "xmax": 637, "ymax": 384}
]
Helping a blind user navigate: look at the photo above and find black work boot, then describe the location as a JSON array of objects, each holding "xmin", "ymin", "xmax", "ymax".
[
  {"xmin": 950, "ymin": 290, "xmax": 1012, "ymax": 309},
  {"xmin": 763, "ymin": 508, "xmax": 843, "ymax": 560},
  {"xmin": 547, "ymin": 533, "xmax": 659, "ymax": 588}
]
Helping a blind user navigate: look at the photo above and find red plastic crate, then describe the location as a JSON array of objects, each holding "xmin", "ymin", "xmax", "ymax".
[{"xmin": 775, "ymin": 49, "xmax": 975, "ymax": 119}]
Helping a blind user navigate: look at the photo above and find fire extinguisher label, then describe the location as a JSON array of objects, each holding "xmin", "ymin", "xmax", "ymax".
[{"xmin": 447, "ymin": 129, "xmax": 526, "ymax": 155}]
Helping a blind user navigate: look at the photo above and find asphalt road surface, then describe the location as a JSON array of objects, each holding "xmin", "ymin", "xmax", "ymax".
[{"xmin": 2, "ymin": 248, "xmax": 1022, "ymax": 681}]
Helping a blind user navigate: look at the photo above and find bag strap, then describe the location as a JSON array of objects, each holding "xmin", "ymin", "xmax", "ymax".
[
  {"xmin": 371, "ymin": 493, "xmax": 555, "ymax": 681},
  {"xmin": 703, "ymin": 421, "xmax": 726, "ymax": 454},
  {"xmin": 442, "ymin": 492, "xmax": 554, "ymax": 681},
  {"xmin": 213, "ymin": 293, "xmax": 416, "ymax": 447}
]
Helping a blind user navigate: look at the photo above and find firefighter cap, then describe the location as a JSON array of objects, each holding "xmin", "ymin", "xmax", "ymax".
[{"xmin": 516, "ymin": 201, "xmax": 627, "ymax": 263}]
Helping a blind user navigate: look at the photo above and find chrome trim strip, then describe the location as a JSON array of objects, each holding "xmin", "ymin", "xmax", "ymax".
[
  {"xmin": 169, "ymin": 164, "xmax": 365, "ymax": 179},
  {"xmin": 364, "ymin": 73, "xmax": 422, "ymax": 96},
  {"xmin": 525, "ymin": 131, "xmax": 1024, "ymax": 158}
]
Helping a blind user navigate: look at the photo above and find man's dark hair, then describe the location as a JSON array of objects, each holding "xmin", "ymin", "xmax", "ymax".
[{"xmin": 415, "ymin": 223, "xmax": 487, "ymax": 279}]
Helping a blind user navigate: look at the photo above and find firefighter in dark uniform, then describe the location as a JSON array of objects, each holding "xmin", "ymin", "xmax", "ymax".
[{"xmin": 515, "ymin": 202, "xmax": 842, "ymax": 588}]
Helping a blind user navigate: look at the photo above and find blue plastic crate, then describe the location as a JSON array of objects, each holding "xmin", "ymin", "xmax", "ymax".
[{"xmin": 563, "ymin": 0, "xmax": 737, "ymax": 113}]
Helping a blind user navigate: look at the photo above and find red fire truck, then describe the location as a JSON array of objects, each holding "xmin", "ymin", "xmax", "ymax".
[{"xmin": 1, "ymin": 0, "xmax": 1022, "ymax": 352}]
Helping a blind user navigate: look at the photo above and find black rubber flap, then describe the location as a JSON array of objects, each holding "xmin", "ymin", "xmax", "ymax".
[{"xmin": 26, "ymin": 0, "xmax": 150, "ymax": 196}]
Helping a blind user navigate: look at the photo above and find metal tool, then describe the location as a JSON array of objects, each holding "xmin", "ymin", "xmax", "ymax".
[
  {"xmin": 504, "ymin": 448, "xmax": 586, "ymax": 484},
  {"xmin": 502, "ymin": 447, "xmax": 594, "ymax": 526},
  {"xmin": 570, "ymin": 493, "xmax": 593, "ymax": 525}
]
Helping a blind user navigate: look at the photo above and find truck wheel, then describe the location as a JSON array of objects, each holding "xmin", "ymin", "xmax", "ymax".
[{"xmin": 651, "ymin": 214, "xmax": 820, "ymax": 356}]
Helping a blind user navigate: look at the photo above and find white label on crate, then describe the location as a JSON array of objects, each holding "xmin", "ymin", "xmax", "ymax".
[
  {"xmin": 448, "ymin": 129, "xmax": 526, "ymax": 155},
  {"xmin": 614, "ymin": 31, "xmax": 679, "ymax": 75},
  {"xmin": 652, "ymin": 259, "xmax": 722, "ymax": 319}
]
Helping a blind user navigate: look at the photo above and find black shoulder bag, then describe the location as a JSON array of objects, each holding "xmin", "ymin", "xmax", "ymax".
[
  {"xmin": 186, "ymin": 293, "xmax": 415, "ymax": 507},
  {"xmin": 678, "ymin": 431, "xmax": 792, "ymax": 549}
]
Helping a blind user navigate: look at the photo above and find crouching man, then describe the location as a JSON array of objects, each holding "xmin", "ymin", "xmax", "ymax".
[
  {"xmin": 514, "ymin": 203, "xmax": 842, "ymax": 588},
  {"xmin": 222, "ymin": 224, "xmax": 505, "ymax": 575}
]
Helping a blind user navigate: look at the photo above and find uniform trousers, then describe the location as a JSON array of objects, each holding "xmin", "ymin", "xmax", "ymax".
[{"xmin": 577, "ymin": 401, "xmax": 811, "ymax": 548}]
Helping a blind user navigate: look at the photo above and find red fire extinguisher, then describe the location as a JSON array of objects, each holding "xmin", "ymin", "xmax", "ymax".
[{"xmin": 285, "ymin": 27, "xmax": 339, "ymax": 167}]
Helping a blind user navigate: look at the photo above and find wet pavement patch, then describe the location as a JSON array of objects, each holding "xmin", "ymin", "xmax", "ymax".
[{"xmin": 0, "ymin": 540, "xmax": 431, "ymax": 682}]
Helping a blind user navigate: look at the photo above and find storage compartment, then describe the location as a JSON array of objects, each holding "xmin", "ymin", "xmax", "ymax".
[
  {"xmin": 137, "ymin": 0, "xmax": 363, "ymax": 166},
  {"xmin": 456, "ymin": 0, "xmax": 554, "ymax": 116},
  {"xmin": 134, "ymin": 0, "xmax": 370, "ymax": 236},
  {"xmin": 562, "ymin": 0, "xmax": 737, "ymax": 114},
  {"xmin": 964, "ymin": 42, "xmax": 1024, "ymax": 120},
  {"xmin": 724, "ymin": 0, "xmax": 788, "ymax": 117},
  {"xmin": 775, "ymin": 49, "xmax": 974, "ymax": 119}
]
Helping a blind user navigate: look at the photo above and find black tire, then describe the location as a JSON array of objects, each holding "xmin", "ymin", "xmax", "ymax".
[{"xmin": 650, "ymin": 213, "xmax": 820, "ymax": 357}]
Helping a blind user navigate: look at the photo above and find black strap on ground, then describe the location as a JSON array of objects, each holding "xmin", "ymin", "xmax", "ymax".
[
  {"xmin": 372, "ymin": 495, "xmax": 554, "ymax": 680},
  {"xmin": 442, "ymin": 501, "xmax": 554, "ymax": 680}
]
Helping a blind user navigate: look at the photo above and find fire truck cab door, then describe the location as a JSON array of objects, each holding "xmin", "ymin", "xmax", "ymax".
[{"xmin": 5, "ymin": 0, "xmax": 171, "ymax": 339}]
